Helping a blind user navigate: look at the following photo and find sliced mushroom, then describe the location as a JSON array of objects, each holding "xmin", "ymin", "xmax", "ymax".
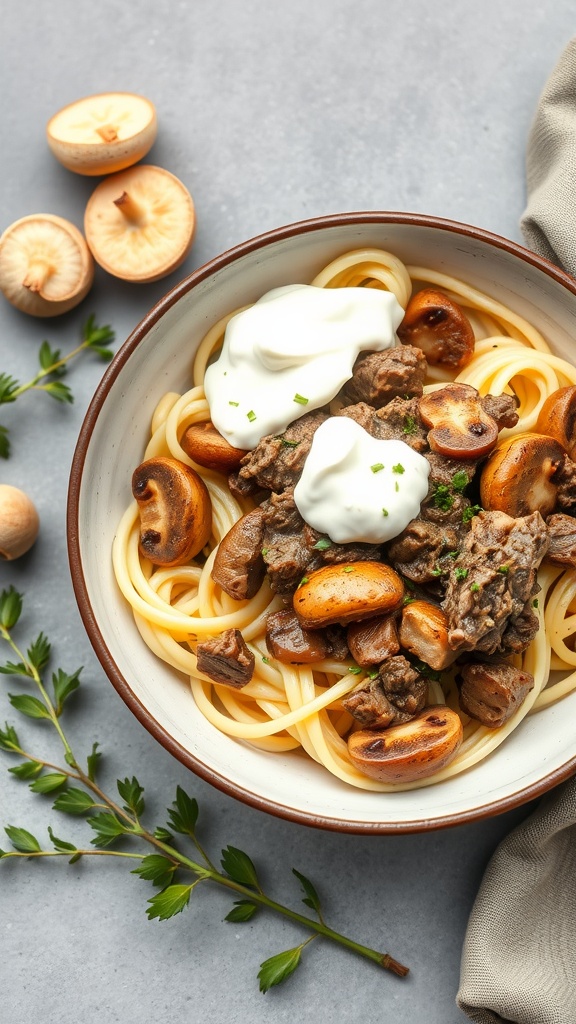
[
  {"xmin": 399, "ymin": 599, "xmax": 458, "ymax": 671},
  {"xmin": 419, "ymin": 383, "xmax": 499, "ymax": 459},
  {"xmin": 211, "ymin": 507, "xmax": 266, "ymax": 600},
  {"xmin": 47, "ymin": 93, "xmax": 157, "ymax": 176},
  {"xmin": 132, "ymin": 456, "xmax": 211, "ymax": 566},
  {"xmin": 479, "ymin": 433, "xmax": 565, "ymax": 518},
  {"xmin": 397, "ymin": 288, "xmax": 475, "ymax": 369},
  {"xmin": 181, "ymin": 422, "xmax": 248, "ymax": 474},
  {"xmin": 265, "ymin": 609, "xmax": 332, "ymax": 664},
  {"xmin": 347, "ymin": 614, "xmax": 400, "ymax": 667},
  {"xmin": 347, "ymin": 705, "xmax": 463, "ymax": 782},
  {"xmin": 293, "ymin": 561, "xmax": 405, "ymax": 629},
  {"xmin": 536, "ymin": 385, "xmax": 576, "ymax": 460}
]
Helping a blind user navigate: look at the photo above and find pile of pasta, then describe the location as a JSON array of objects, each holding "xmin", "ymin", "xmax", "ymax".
[{"xmin": 112, "ymin": 248, "xmax": 576, "ymax": 790}]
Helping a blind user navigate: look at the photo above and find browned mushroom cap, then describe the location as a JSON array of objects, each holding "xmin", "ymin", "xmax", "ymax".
[
  {"xmin": 181, "ymin": 422, "xmax": 249, "ymax": 474},
  {"xmin": 536, "ymin": 386, "xmax": 576, "ymax": 460},
  {"xmin": 347, "ymin": 705, "xmax": 463, "ymax": 782},
  {"xmin": 293, "ymin": 562, "xmax": 405, "ymax": 629},
  {"xmin": 211, "ymin": 507, "xmax": 266, "ymax": 601},
  {"xmin": 397, "ymin": 288, "xmax": 475, "ymax": 369},
  {"xmin": 132, "ymin": 456, "xmax": 212, "ymax": 566},
  {"xmin": 347, "ymin": 614, "xmax": 400, "ymax": 667},
  {"xmin": 479, "ymin": 433, "xmax": 565, "ymax": 518},
  {"xmin": 265, "ymin": 609, "xmax": 332, "ymax": 664},
  {"xmin": 399, "ymin": 599, "xmax": 458, "ymax": 671},
  {"xmin": 419, "ymin": 383, "xmax": 499, "ymax": 459}
]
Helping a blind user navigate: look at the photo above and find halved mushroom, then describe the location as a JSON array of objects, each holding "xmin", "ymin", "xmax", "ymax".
[
  {"xmin": 47, "ymin": 93, "xmax": 157, "ymax": 176},
  {"xmin": 293, "ymin": 561, "xmax": 405, "ymax": 629},
  {"xmin": 397, "ymin": 288, "xmax": 475, "ymax": 369},
  {"xmin": 132, "ymin": 456, "xmax": 211, "ymax": 566},
  {"xmin": 399, "ymin": 599, "xmax": 458, "ymax": 671},
  {"xmin": 265, "ymin": 609, "xmax": 332, "ymax": 664},
  {"xmin": 211, "ymin": 507, "xmax": 266, "ymax": 600},
  {"xmin": 418, "ymin": 383, "xmax": 499, "ymax": 459},
  {"xmin": 480, "ymin": 433, "xmax": 565, "ymax": 517},
  {"xmin": 347, "ymin": 705, "xmax": 463, "ymax": 782},
  {"xmin": 181, "ymin": 422, "xmax": 248, "ymax": 474},
  {"xmin": 347, "ymin": 614, "xmax": 400, "ymax": 667},
  {"xmin": 536, "ymin": 386, "xmax": 576, "ymax": 460}
]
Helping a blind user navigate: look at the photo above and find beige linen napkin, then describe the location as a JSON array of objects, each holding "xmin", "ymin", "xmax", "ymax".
[{"xmin": 457, "ymin": 38, "xmax": 576, "ymax": 1024}]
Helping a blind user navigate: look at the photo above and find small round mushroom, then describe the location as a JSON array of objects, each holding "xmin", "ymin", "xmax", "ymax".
[
  {"xmin": 293, "ymin": 561, "xmax": 405, "ymax": 630},
  {"xmin": 536, "ymin": 385, "xmax": 576, "ymax": 460},
  {"xmin": 0, "ymin": 214, "xmax": 94, "ymax": 317},
  {"xmin": 132, "ymin": 456, "xmax": 211, "ymax": 566},
  {"xmin": 181, "ymin": 422, "xmax": 249, "ymax": 474},
  {"xmin": 0, "ymin": 485, "xmax": 39, "ymax": 560},
  {"xmin": 480, "ymin": 433, "xmax": 565, "ymax": 517},
  {"xmin": 347, "ymin": 705, "xmax": 463, "ymax": 782},
  {"xmin": 84, "ymin": 165, "xmax": 195, "ymax": 282},
  {"xmin": 397, "ymin": 288, "xmax": 475, "ymax": 369},
  {"xmin": 418, "ymin": 383, "xmax": 499, "ymax": 459},
  {"xmin": 47, "ymin": 93, "xmax": 157, "ymax": 176}
]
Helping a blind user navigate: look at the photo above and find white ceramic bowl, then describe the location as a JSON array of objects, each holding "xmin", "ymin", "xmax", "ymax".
[{"xmin": 68, "ymin": 212, "xmax": 576, "ymax": 833}]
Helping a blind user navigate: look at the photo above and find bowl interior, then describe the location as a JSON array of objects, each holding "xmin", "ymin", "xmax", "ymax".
[{"xmin": 69, "ymin": 214, "xmax": 576, "ymax": 832}]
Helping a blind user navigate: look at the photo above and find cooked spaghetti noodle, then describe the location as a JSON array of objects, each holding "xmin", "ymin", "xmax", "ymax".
[{"xmin": 112, "ymin": 248, "xmax": 576, "ymax": 790}]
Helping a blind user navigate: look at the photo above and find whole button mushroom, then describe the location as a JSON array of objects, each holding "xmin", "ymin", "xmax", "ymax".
[
  {"xmin": 181, "ymin": 422, "xmax": 249, "ymax": 474},
  {"xmin": 397, "ymin": 288, "xmax": 475, "ymax": 369},
  {"xmin": 47, "ymin": 93, "xmax": 157, "ymax": 176},
  {"xmin": 347, "ymin": 705, "xmax": 463, "ymax": 782},
  {"xmin": 132, "ymin": 456, "xmax": 211, "ymax": 567},
  {"xmin": 84, "ymin": 165, "xmax": 195, "ymax": 282},
  {"xmin": 480, "ymin": 433, "xmax": 565, "ymax": 517},
  {"xmin": 0, "ymin": 485, "xmax": 39, "ymax": 560},
  {"xmin": 293, "ymin": 561, "xmax": 405, "ymax": 629},
  {"xmin": 0, "ymin": 214, "xmax": 94, "ymax": 317},
  {"xmin": 536, "ymin": 385, "xmax": 576, "ymax": 460}
]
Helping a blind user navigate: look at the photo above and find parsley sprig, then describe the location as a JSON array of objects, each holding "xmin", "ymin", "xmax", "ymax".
[
  {"xmin": 0, "ymin": 315, "xmax": 115, "ymax": 458},
  {"xmin": 0, "ymin": 587, "xmax": 408, "ymax": 993}
]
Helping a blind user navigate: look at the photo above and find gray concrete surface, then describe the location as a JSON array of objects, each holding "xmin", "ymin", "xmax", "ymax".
[{"xmin": 1, "ymin": 3, "xmax": 574, "ymax": 1022}]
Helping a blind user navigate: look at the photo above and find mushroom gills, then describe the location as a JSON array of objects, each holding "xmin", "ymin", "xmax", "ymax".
[{"xmin": 132, "ymin": 456, "xmax": 211, "ymax": 566}]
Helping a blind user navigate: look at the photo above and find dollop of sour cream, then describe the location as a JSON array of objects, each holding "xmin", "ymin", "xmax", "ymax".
[
  {"xmin": 204, "ymin": 284, "xmax": 404, "ymax": 449},
  {"xmin": 293, "ymin": 417, "xmax": 430, "ymax": 544}
]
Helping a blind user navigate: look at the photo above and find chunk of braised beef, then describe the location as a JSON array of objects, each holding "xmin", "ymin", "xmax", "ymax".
[
  {"xmin": 458, "ymin": 660, "xmax": 534, "ymax": 728},
  {"xmin": 336, "ymin": 401, "xmax": 378, "ymax": 432},
  {"xmin": 480, "ymin": 393, "xmax": 519, "ymax": 431},
  {"xmin": 347, "ymin": 615, "xmax": 400, "ymax": 667},
  {"xmin": 373, "ymin": 396, "xmax": 429, "ymax": 451},
  {"xmin": 386, "ymin": 519, "xmax": 461, "ymax": 584},
  {"xmin": 211, "ymin": 507, "xmax": 266, "ymax": 600},
  {"xmin": 341, "ymin": 345, "xmax": 427, "ymax": 408},
  {"xmin": 424, "ymin": 451, "xmax": 479, "ymax": 490},
  {"xmin": 196, "ymin": 628, "xmax": 255, "ymax": 688},
  {"xmin": 343, "ymin": 655, "xmax": 427, "ymax": 729},
  {"xmin": 554, "ymin": 455, "xmax": 576, "ymax": 514},
  {"xmin": 265, "ymin": 609, "xmax": 332, "ymax": 664},
  {"xmin": 442, "ymin": 510, "xmax": 548, "ymax": 655},
  {"xmin": 234, "ymin": 410, "xmax": 329, "ymax": 495},
  {"xmin": 228, "ymin": 470, "xmax": 264, "ymax": 502},
  {"xmin": 546, "ymin": 513, "xmax": 576, "ymax": 567},
  {"xmin": 499, "ymin": 599, "xmax": 540, "ymax": 656}
]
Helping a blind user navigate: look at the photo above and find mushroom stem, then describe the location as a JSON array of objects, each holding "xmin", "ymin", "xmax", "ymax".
[
  {"xmin": 22, "ymin": 260, "xmax": 53, "ymax": 293},
  {"xmin": 95, "ymin": 123, "xmax": 119, "ymax": 143},
  {"xmin": 113, "ymin": 190, "xmax": 144, "ymax": 224}
]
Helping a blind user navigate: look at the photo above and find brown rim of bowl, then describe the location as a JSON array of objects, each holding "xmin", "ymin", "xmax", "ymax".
[{"xmin": 67, "ymin": 210, "xmax": 576, "ymax": 834}]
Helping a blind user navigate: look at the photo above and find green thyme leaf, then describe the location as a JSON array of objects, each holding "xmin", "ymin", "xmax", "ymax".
[
  {"xmin": 9, "ymin": 760, "xmax": 44, "ymax": 779},
  {"xmin": 43, "ymin": 381, "xmax": 74, "ymax": 404},
  {"xmin": 86, "ymin": 742, "xmax": 101, "ymax": 782},
  {"xmin": 8, "ymin": 693, "xmax": 51, "ymax": 720},
  {"xmin": 221, "ymin": 845, "xmax": 259, "ymax": 889},
  {"xmin": 38, "ymin": 341, "xmax": 62, "ymax": 373},
  {"xmin": 117, "ymin": 776, "xmax": 145, "ymax": 818},
  {"xmin": 0, "ymin": 587, "xmax": 23, "ymax": 630},
  {"xmin": 225, "ymin": 900, "xmax": 259, "ymax": 923},
  {"xmin": 0, "ymin": 374, "xmax": 19, "ymax": 405},
  {"xmin": 132, "ymin": 854, "xmax": 177, "ymax": 889},
  {"xmin": 52, "ymin": 788, "xmax": 96, "ymax": 816},
  {"xmin": 167, "ymin": 786, "xmax": 199, "ymax": 836},
  {"xmin": 29, "ymin": 773, "xmax": 68, "ymax": 794},
  {"xmin": 0, "ymin": 722, "xmax": 21, "ymax": 752},
  {"xmin": 0, "ymin": 425, "xmax": 10, "ymax": 459},
  {"xmin": 52, "ymin": 667, "xmax": 81, "ymax": 715},
  {"xmin": 47, "ymin": 826, "xmax": 77, "ymax": 853},
  {"xmin": 0, "ymin": 660, "xmax": 29, "ymax": 678},
  {"xmin": 258, "ymin": 946, "xmax": 303, "ymax": 993},
  {"xmin": 293, "ymin": 868, "xmax": 322, "ymax": 917},
  {"xmin": 87, "ymin": 811, "xmax": 129, "ymax": 848},
  {"xmin": 4, "ymin": 825, "xmax": 41, "ymax": 854},
  {"xmin": 26, "ymin": 633, "xmax": 51, "ymax": 673},
  {"xmin": 83, "ymin": 316, "xmax": 115, "ymax": 351},
  {"xmin": 146, "ymin": 883, "xmax": 194, "ymax": 921},
  {"xmin": 153, "ymin": 826, "xmax": 174, "ymax": 843}
]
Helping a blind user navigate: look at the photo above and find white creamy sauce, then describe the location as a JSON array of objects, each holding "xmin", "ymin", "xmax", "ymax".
[
  {"xmin": 293, "ymin": 417, "xmax": 430, "ymax": 544},
  {"xmin": 204, "ymin": 284, "xmax": 404, "ymax": 449}
]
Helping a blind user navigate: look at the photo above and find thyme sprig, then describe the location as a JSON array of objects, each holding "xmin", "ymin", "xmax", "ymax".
[
  {"xmin": 0, "ymin": 315, "xmax": 115, "ymax": 458},
  {"xmin": 0, "ymin": 586, "xmax": 408, "ymax": 994}
]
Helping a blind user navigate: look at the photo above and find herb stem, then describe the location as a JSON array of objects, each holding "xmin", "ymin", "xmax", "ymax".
[
  {"xmin": 6, "ymin": 340, "xmax": 95, "ymax": 402},
  {"xmin": 1, "ymin": 849, "xmax": 143, "ymax": 861}
]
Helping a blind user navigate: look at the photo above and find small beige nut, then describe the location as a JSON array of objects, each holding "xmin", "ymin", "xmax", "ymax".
[
  {"xmin": 347, "ymin": 705, "xmax": 463, "ymax": 782},
  {"xmin": 293, "ymin": 561, "xmax": 405, "ymax": 629},
  {"xmin": 0, "ymin": 485, "xmax": 39, "ymax": 560}
]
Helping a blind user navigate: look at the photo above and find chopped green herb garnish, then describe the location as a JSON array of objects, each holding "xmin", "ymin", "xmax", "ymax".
[
  {"xmin": 462, "ymin": 504, "xmax": 483, "ymax": 523},
  {"xmin": 431, "ymin": 566, "xmax": 443, "ymax": 577},
  {"xmin": 392, "ymin": 463, "xmax": 405, "ymax": 474},
  {"xmin": 348, "ymin": 666, "xmax": 363, "ymax": 675},
  {"xmin": 293, "ymin": 394, "xmax": 309, "ymax": 405},
  {"xmin": 533, "ymin": 598, "xmax": 539, "ymax": 609},
  {"xmin": 262, "ymin": 656, "xmax": 270, "ymax": 664},
  {"xmin": 382, "ymin": 508, "xmax": 389, "ymax": 517},
  {"xmin": 448, "ymin": 550, "xmax": 459, "ymax": 560},
  {"xmin": 433, "ymin": 485, "xmax": 454, "ymax": 511},
  {"xmin": 402, "ymin": 595, "xmax": 414, "ymax": 605},
  {"xmin": 247, "ymin": 410, "xmax": 257, "ymax": 422},
  {"xmin": 276, "ymin": 436, "xmax": 300, "ymax": 448},
  {"xmin": 343, "ymin": 567, "xmax": 355, "ymax": 573},
  {"xmin": 410, "ymin": 657, "xmax": 443, "ymax": 683},
  {"xmin": 395, "ymin": 481, "xmax": 399, "ymax": 492},
  {"xmin": 261, "ymin": 548, "xmax": 269, "ymax": 557},
  {"xmin": 451, "ymin": 470, "xmax": 469, "ymax": 493},
  {"xmin": 470, "ymin": 582, "xmax": 480, "ymax": 593},
  {"xmin": 298, "ymin": 576, "xmax": 309, "ymax": 587},
  {"xmin": 454, "ymin": 567, "xmax": 468, "ymax": 581},
  {"xmin": 403, "ymin": 415, "xmax": 417, "ymax": 435},
  {"xmin": 367, "ymin": 669, "xmax": 379, "ymax": 679},
  {"xmin": 371, "ymin": 463, "xmax": 385, "ymax": 473},
  {"xmin": 497, "ymin": 565, "xmax": 509, "ymax": 574},
  {"xmin": 228, "ymin": 400, "xmax": 240, "ymax": 407},
  {"xmin": 313, "ymin": 538, "xmax": 332, "ymax": 551}
]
